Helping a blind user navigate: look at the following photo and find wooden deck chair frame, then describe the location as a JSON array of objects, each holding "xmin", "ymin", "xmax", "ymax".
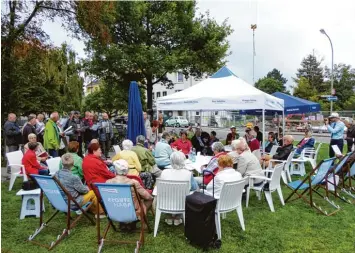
[
  {"xmin": 28, "ymin": 175, "xmax": 95, "ymax": 250},
  {"xmin": 94, "ymin": 183, "xmax": 151, "ymax": 253},
  {"xmin": 340, "ymin": 161, "xmax": 355, "ymax": 201},
  {"xmin": 285, "ymin": 158, "xmax": 340, "ymax": 216}
]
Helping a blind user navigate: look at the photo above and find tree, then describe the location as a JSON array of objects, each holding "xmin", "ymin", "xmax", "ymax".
[
  {"xmin": 75, "ymin": 1, "xmax": 232, "ymax": 113},
  {"xmin": 254, "ymin": 77, "xmax": 285, "ymax": 94},
  {"xmin": 266, "ymin": 68, "xmax": 288, "ymax": 85},
  {"xmin": 324, "ymin": 64, "xmax": 355, "ymax": 109},
  {"xmin": 293, "ymin": 54, "xmax": 326, "ymax": 93},
  {"xmin": 1, "ymin": 0, "xmax": 76, "ymax": 117},
  {"xmin": 293, "ymin": 77, "xmax": 317, "ymax": 100}
]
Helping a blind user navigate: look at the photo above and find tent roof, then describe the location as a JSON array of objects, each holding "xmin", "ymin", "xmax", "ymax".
[
  {"xmin": 156, "ymin": 66, "xmax": 284, "ymax": 111},
  {"xmin": 272, "ymin": 92, "xmax": 321, "ymax": 114}
]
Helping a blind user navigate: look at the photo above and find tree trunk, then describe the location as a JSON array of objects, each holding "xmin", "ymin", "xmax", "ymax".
[{"xmin": 146, "ymin": 78, "xmax": 153, "ymax": 118}]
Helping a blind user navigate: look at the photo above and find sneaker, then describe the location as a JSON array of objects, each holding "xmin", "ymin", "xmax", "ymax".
[
  {"xmin": 173, "ymin": 219, "xmax": 183, "ymax": 226},
  {"xmin": 95, "ymin": 214, "xmax": 106, "ymax": 219},
  {"xmin": 75, "ymin": 210, "xmax": 82, "ymax": 215},
  {"xmin": 165, "ymin": 218, "xmax": 173, "ymax": 225}
]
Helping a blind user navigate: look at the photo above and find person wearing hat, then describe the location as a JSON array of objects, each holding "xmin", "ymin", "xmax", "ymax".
[
  {"xmin": 22, "ymin": 114, "xmax": 37, "ymax": 145},
  {"xmin": 226, "ymin": 126, "xmax": 239, "ymax": 145},
  {"xmin": 325, "ymin": 112, "xmax": 345, "ymax": 157}
]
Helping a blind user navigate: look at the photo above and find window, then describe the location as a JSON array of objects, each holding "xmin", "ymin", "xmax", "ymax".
[
  {"xmin": 157, "ymin": 92, "xmax": 161, "ymax": 98},
  {"xmin": 163, "ymin": 91, "xmax": 167, "ymax": 96},
  {"xmin": 196, "ymin": 111, "xmax": 200, "ymax": 116},
  {"xmin": 152, "ymin": 93, "xmax": 155, "ymax": 99},
  {"xmin": 177, "ymin": 72, "xmax": 184, "ymax": 83},
  {"xmin": 215, "ymin": 111, "xmax": 218, "ymax": 115}
]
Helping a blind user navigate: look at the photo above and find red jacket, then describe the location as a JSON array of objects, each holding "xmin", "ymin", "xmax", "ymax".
[
  {"xmin": 171, "ymin": 138, "xmax": 192, "ymax": 155},
  {"xmin": 83, "ymin": 154, "xmax": 115, "ymax": 193},
  {"xmin": 22, "ymin": 149, "xmax": 44, "ymax": 175},
  {"xmin": 204, "ymin": 152, "xmax": 227, "ymax": 185},
  {"xmin": 249, "ymin": 138, "xmax": 260, "ymax": 152}
]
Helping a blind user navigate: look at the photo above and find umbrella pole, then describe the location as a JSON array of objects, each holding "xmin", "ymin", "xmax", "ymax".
[{"xmin": 282, "ymin": 110, "xmax": 285, "ymax": 137}]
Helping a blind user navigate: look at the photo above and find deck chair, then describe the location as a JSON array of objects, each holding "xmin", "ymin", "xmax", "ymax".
[
  {"xmin": 28, "ymin": 175, "xmax": 95, "ymax": 250},
  {"xmin": 94, "ymin": 183, "xmax": 150, "ymax": 253},
  {"xmin": 285, "ymin": 158, "xmax": 339, "ymax": 216},
  {"xmin": 340, "ymin": 162, "xmax": 355, "ymax": 201}
]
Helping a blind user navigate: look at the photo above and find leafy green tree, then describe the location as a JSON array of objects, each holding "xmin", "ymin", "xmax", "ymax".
[
  {"xmin": 324, "ymin": 64, "xmax": 355, "ymax": 109},
  {"xmin": 293, "ymin": 54, "xmax": 326, "ymax": 93},
  {"xmin": 254, "ymin": 77, "xmax": 285, "ymax": 94},
  {"xmin": 267, "ymin": 68, "xmax": 288, "ymax": 85},
  {"xmin": 293, "ymin": 77, "xmax": 317, "ymax": 100},
  {"xmin": 75, "ymin": 1, "xmax": 232, "ymax": 113}
]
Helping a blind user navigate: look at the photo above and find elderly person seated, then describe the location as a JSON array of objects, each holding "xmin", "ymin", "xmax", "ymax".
[
  {"xmin": 24, "ymin": 133, "xmax": 48, "ymax": 164},
  {"xmin": 22, "ymin": 142, "xmax": 50, "ymax": 176},
  {"xmin": 171, "ymin": 130, "xmax": 192, "ymax": 156},
  {"xmin": 55, "ymin": 153, "xmax": 104, "ymax": 217},
  {"xmin": 234, "ymin": 138, "xmax": 264, "ymax": 184},
  {"xmin": 246, "ymin": 130, "xmax": 260, "ymax": 152},
  {"xmin": 107, "ymin": 159, "xmax": 153, "ymax": 230},
  {"xmin": 132, "ymin": 135, "xmax": 162, "ymax": 190},
  {"xmin": 82, "ymin": 143, "xmax": 115, "ymax": 195},
  {"xmin": 112, "ymin": 140, "xmax": 142, "ymax": 176},
  {"xmin": 59, "ymin": 141, "xmax": 84, "ymax": 180},
  {"xmin": 153, "ymin": 151, "xmax": 198, "ymax": 226},
  {"xmin": 228, "ymin": 139, "xmax": 240, "ymax": 166},
  {"xmin": 205, "ymin": 155, "xmax": 242, "ymax": 199},
  {"xmin": 196, "ymin": 142, "xmax": 227, "ymax": 185},
  {"xmin": 295, "ymin": 130, "xmax": 315, "ymax": 155},
  {"xmin": 264, "ymin": 132, "xmax": 278, "ymax": 153},
  {"xmin": 262, "ymin": 135, "xmax": 294, "ymax": 167},
  {"xmin": 154, "ymin": 132, "xmax": 174, "ymax": 170}
]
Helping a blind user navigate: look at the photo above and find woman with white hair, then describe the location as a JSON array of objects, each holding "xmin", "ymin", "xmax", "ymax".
[
  {"xmin": 112, "ymin": 139, "xmax": 142, "ymax": 176},
  {"xmin": 24, "ymin": 133, "xmax": 48, "ymax": 163},
  {"xmin": 228, "ymin": 139, "xmax": 241, "ymax": 165},
  {"xmin": 107, "ymin": 159, "xmax": 153, "ymax": 230},
  {"xmin": 153, "ymin": 151, "xmax": 198, "ymax": 226}
]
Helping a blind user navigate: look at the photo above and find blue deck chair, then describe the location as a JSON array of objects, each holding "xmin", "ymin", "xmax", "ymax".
[
  {"xmin": 319, "ymin": 153, "xmax": 352, "ymax": 203},
  {"xmin": 339, "ymin": 159, "xmax": 355, "ymax": 202},
  {"xmin": 285, "ymin": 158, "xmax": 340, "ymax": 216},
  {"xmin": 94, "ymin": 183, "xmax": 151, "ymax": 253},
  {"xmin": 28, "ymin": 175, "xmax": 95, "ymax": 250}
]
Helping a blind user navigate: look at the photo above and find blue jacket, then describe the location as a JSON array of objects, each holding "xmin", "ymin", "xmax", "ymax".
[
  {"xmin": 154, "ymin": 139, "xmax": 173, "ymax": 167},
  {"xmin": 296, "ymin": 137, "xmax": 315, "ymax": 154}
]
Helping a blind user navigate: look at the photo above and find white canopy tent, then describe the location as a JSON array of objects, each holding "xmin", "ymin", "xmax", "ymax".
[{"xmin": 156, "ymin": 66, "xmax": 285, "ymax": 150}]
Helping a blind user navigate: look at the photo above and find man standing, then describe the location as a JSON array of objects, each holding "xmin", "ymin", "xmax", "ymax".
[
  {"xmin": 99, "ymin": 112, "xmax": 113, "ymax": 158},
  {"xmin": 83, "ymin": 112, "xmax": 94, "ymax": 151},
  {"xmin": 44, "ymin": 112, "xmax": 63, "ymax": 157},
  {"xmin": 68, "ymin": 111, "xmax": 86, "ymax": 157},
  {"xmin": 22, "ymin": 114, "xmax": 37, "ymax": 145},
  {"xmin": 226, "ymin": 126, "xmax": 239, "ymax": 145},
  {"xmin": 143, "ymin": 112, "xmax": 151, "ymax": 132},
  {"xmin": 4, "ymin": 113, "xmax": 22, "ymax": 152},
  {"xmin": 325, "ymin": 112, "xmax": 345, "ymax": 157},
  {"xmin": 36, "ymin": 114, "xmax": 45, "ymax": 144}
]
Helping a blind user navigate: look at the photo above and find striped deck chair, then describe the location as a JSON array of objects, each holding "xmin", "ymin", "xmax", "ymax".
[
  {"xmin": 94, "ymin": 183, "xmax": 151, "ymax": 253},
  {"xmin": 28, "ymin": 175, "xmax": 95, "ymax": 250},
  {"xmin": 285, "ymin": 158, "xmax": 339, "ymax": 216},
  {"xmin": 339, "ymin": 160, "xmax": 355, "ymax": 202}
]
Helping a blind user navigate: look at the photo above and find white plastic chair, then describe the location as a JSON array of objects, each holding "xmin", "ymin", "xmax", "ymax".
[
  {"xmin": 154, "ymin": 179, "xmax": 190, "ymax": 237},
  {"xmin": 268, "ymin": 145, "xmax": 279, "ymax": 156},
  {"xmin": 215, "ymin": 179, "xmax": 246, "ymax": 239},
  {"xmin": 304, "ymin": 143, "xmax": 322, "ymax": 169},
  {"xmin": 113, "ymin": 145, "xmax": 121, "ymax": 155},
  {"xmin": 46, "ymin": 157, "xmax": 61, "ymax": 175},
  {"xmin": 268, "ymin": 151, "xmax": 294, "ymax": 184},
  {"xmin": 246, "ymin": 163, "xmax": 285, "ymax": 212},
  {"xmin": 6, "ymin": 151, "xmax": 28, "ymax": 191},
  {"xmin": 290, "ymin": 149, "xmax": 307, "ymax": 176}
]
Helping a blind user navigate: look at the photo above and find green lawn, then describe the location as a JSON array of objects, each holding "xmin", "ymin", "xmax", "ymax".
[{"xmin": 2, "ymin": 143, "xmax": 355, "ymax": 253}]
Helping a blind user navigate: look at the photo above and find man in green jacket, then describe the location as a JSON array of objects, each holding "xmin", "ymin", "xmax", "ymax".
[
  {"xmin": 44, "ymin": 112, "xmax": 63, "ymax": 157},
  {"xmin": 59, "ymin": 141, "xmax": 84, "ymax": 180}
]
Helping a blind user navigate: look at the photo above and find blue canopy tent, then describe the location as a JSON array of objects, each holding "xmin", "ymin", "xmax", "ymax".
[
  {"xmin": 240, "ymin": 92, "xmax": 321, "ymax": 115},
  {"xmin": 127, "ymin": 81, "xmax": 146, "ymax": 145}
]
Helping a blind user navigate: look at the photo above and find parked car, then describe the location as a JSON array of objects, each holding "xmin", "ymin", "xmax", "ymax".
[{"xmin": 165, "ymin": 116, "xmax": 189, "ymax": 127}]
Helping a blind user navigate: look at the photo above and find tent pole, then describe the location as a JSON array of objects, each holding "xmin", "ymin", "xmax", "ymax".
[
  {"xmin": 156, "ymin": 106, "xmax": 159, "ymax": 120},
  {"xmin": 199, "ymin": 110, "xmax": 202, "ymax": 127},
  {"xmin": 262, "ymin": 109, "xmax": 265, "ymax": 153},
  {"xmin": 282, "ymin": 110, "xmax": 285, "ymax": 138}
]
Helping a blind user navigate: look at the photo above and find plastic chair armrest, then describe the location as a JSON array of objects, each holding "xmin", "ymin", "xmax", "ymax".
[
  {"xmin": 8, "ymin": 164, "xmax": 24, "ymax": 168},
  {"xmin": 269, "ymin": 159, "xmax": 286, "ymax": 163},
  {"xmin": 249, "ymin": 175, "xmax": 269, "ymax": 181},
  {"xmin": 263, "ymin": 169, "xmax": 274, "ymax": 173}
]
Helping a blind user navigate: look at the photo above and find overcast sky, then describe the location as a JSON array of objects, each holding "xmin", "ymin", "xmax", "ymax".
[{"xmin": 41, "ymin": 0, "xmax": 355, "ymax": 91}]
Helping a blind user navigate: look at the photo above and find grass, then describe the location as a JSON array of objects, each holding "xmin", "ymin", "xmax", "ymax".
[{"xmin": 2, "ymin": 143, "xmax": 355, "ymax": 253}]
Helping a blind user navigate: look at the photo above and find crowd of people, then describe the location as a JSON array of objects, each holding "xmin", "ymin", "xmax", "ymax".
[{"xmin": 4, "ymin": 110, "xmax": 354, "ymax": 227}]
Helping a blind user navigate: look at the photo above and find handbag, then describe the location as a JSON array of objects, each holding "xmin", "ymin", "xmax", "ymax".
[{"xmin": 22, "ymin": 180, "xmax": 38, "ymax": 191}]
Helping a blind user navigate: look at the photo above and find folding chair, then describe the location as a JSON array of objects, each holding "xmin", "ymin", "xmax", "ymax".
[
  {"xmin": 285, "ymin": 158, "xmax": 339, "ymax": 216},
  {"xmin": 94, "ymin": 183, "xmax": 150, "ymax": 253},
  {"xmin": 28, "ymin": 175, "xmax": 95, "ymax": 250},
  {"xmin": 340, "ymin": 162, "xmax": 355, "ymax": 201}
]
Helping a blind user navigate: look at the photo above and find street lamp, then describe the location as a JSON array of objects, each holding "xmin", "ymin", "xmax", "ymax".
[{"xmin": 320, "ymin": 28, "xmax": 334, "ymax": 113}]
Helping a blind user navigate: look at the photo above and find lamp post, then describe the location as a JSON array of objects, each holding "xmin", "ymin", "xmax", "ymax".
[
  {"xmin": 320, "ymin": 28, "xmax": 334, "ymax": 113},
  {"xmin": 251, "ymin": 24, "xmax": 257, "ymax": 85}
]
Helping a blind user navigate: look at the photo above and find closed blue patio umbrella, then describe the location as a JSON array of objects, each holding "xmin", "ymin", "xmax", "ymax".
[{"xmin": 127, "ymin": 81, "xmax": 146, "ymax": 144}]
